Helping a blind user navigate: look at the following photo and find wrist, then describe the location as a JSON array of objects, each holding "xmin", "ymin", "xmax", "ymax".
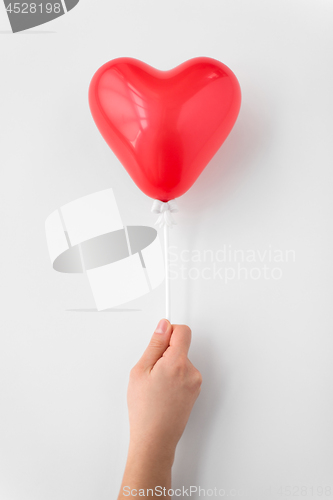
[{"xmin": 127, "ymin": 437, "xmax": 176, "ymax": 470}]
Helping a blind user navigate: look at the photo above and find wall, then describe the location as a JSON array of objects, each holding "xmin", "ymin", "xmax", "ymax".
[{"xmin": 1, "ymin": 1, "xmax": 333, "ymax": 498}]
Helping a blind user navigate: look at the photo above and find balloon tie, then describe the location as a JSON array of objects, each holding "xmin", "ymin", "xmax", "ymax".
[{"xmin": 151, "ymin": 199, "xmax": 178, "ymax": 228}]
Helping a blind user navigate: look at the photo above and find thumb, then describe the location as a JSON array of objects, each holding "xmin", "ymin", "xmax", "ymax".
[{"xmin": 138, "ymin": 319, "xmax": 172, "ymax": 371}]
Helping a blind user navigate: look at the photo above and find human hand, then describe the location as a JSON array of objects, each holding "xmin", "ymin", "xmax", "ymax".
[{"xmin": 127, "ymin": 319, "xmax": 202, "ymax": 466}]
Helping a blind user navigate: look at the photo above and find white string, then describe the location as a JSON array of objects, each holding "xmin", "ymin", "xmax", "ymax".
[
  {"xmin": 151, "ymin": 199, "xmax": 178, "ymax": 322},
  {"xmin": 164, "ymin": 224, "xmax": 170, "ymax": 321}
]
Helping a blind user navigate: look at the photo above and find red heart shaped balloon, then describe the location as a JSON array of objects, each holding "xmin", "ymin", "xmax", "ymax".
[{"xmin": 89, "ymin": 57, "xmax": 241, "ymax": 201}]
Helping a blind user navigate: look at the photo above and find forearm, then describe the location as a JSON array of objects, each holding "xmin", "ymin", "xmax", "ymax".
[{"xmin": 117, "ymin": 442, "xmax": 174, "ymax": 499}]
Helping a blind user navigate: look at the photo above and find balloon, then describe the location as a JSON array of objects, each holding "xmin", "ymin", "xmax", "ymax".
[{"xmin": 89, "ymin": 57, "xmax": 241, "ymax": 202}]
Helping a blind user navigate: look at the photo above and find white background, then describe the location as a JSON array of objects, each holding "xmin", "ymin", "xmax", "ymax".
[{"xmin": 1, "ymin": 1, "xmax": 333, "ymax": 498}]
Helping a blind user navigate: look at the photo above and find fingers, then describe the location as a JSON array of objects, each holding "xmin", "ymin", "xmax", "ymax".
[
  {"xmin": 137, "ymin": 319, "xmax": 173, "ymax": 371},
  {"xmin": 168, "ymin": 324, "xmax": 192, "ymax": 359}
]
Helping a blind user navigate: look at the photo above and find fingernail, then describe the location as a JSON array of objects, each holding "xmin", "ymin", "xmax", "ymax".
[{"xmin": 155, "ymin": 319, "xmax": 169, "ymax": 334}]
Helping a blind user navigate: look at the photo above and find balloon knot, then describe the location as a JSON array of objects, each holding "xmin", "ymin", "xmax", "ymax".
[{"xmin": 151, "ymin": 199, "xmax": 178, "ymax": 228}]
